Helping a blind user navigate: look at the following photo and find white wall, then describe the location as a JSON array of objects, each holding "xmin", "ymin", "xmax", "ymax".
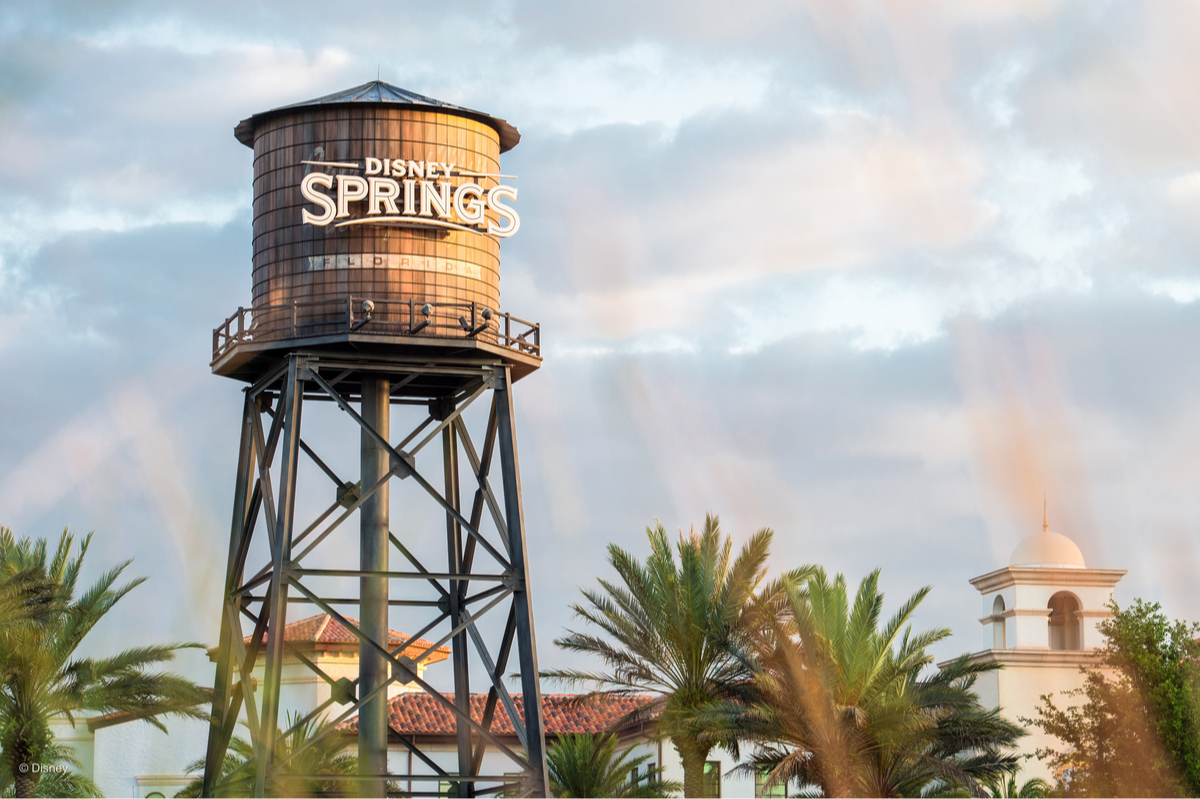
[
  {"xmin": 382, "ymin": 736, "xmax": 759, "ymax": 798},
  {"xmin": 48, "ymin": 716, "xmax": 94, "ymax": 782},
  {"xmin": 91, "ymin": 715, "xmax": 209, "ymax": 798}
]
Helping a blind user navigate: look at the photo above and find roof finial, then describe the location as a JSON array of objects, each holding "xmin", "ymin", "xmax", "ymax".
[
  {"xmin": 1043, "ymin": 494, "xmax": 1049, "ymax": 533},
  {"xmin": 377, "ymin": 65, "xmax": 381, "ymax": 81}
]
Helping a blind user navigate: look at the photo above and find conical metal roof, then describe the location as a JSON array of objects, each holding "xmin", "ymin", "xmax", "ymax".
[{"xmin": 233, "ymin": 80, "xmax": 520, "ymax": 152}]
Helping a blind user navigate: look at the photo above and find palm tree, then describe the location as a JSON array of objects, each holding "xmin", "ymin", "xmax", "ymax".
[
  {"xmin": 0, "ymin": 740, "xmax": 102, "ymax": 798},
  {"xmin": 544, "ymin": 514, "xmax": 801, "ymax": 798},
  {"xmin": 710, "ymin": 568, "xmax": 1024, "ymax": 798},
  {"xmin": 177, "ymin": 712, "xmax": 358, "ymax": 797},
  {"xmin": 0, "ymin": 528, "xmax": 210, "ymax": 798},
  {"xmin": 547, "ymin": 733, "xmax": 680, "ymax": 798},
  {"xmin": 0, "ymin": 544, "xmax": 61, "ymax": 630},
  {"xmin": 984, "ymin": 770, "xmax": 1052, "ymax": 798}
]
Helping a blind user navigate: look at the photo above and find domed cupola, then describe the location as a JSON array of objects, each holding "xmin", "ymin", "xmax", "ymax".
[
  {"xmin": 948, "ymin": 498, "xmax": 1129, "ymax": 786},
  {"xmin": 1009, "ymin": 507, "xmax": 1086, "ymax": 569},
  {"xmin": 967, "ymin": 500, "xmax": 1124, "ymax": 654}
]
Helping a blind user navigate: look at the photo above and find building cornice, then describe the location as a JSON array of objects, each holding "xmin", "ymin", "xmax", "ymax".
[
  {"xmin": 136, "ymin": 775, "xmax": 191, "ymax": 787},
  {"xmin": 978, "ymin": 608, "xmax": 1054, "ymax": 625},
  {"xmin": 969, "ymin": 566, "xmax": 1126, "ymax": 593},
  {"xmin": 941, "ymin": 648, "xmax": 1103, "ymax": 670}
]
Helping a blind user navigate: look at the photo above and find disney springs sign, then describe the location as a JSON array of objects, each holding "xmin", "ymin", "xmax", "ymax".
[{"xmin": 300, "ymin": 157, "xmax": 519, "ymax": 238}]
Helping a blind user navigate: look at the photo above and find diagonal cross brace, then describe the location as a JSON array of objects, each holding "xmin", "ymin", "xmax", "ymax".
[
  {"xmin": 462, "ymin": 606, "xmax": 527, "ymax": 751},
  {"xmin": 305, "ymin": 368, "xmax": 513, "ymax": 571},
  {"xmin": 283, "ymin": 578, "xmax": 531, "ymax": 770}
]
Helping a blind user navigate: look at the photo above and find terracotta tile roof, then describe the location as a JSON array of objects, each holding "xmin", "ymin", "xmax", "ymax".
[
  {"xmin": 342, "ymin": 693, "xmax": 657, "ymax": 736},
  {"xmin": 243, "ymin": 613, "xmax": 450, "ymax": 659}
]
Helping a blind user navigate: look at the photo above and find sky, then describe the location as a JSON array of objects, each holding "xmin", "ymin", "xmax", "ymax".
[{"xmin": 2, "ymin": 0, "xmax": 1200, "ymax": 693}]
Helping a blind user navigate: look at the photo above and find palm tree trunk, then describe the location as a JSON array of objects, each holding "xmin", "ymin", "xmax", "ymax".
[
  {"xmin": 674, "ymin": 739, "xmax": 711, "ymax": 798},
  {"xmin": 14, "ymin": 770, "xmax": 35, "ymax": 799}
]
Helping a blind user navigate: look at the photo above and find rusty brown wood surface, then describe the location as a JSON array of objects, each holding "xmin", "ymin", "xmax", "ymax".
[{"xmin": 250, "ymin": 106, "xmax": 505, "ymax": 343}]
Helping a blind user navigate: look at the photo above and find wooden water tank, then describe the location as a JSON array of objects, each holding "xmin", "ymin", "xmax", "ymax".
[{"xmin": 232, "ymin": 81, "xmax": 522, "ymax": 348}]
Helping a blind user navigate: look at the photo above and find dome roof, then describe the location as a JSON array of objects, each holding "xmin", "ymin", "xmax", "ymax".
[
  {"xmin": 1010, "ymin": 530, "xmax": 1086, "ymax": 569},
  {"xmin": 233, "ymin": 80, "xmax": 521, "ymax": 152}
]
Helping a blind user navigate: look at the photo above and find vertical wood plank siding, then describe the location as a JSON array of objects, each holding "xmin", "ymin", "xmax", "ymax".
[{"xmin": 251, "ymin": 107, "xmax": 504, "ymax": 341}]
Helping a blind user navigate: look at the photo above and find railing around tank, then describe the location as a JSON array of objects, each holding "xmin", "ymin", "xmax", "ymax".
[{"xmin": 212, "ymin": 296, "xmax": 541, "ymax": 363}]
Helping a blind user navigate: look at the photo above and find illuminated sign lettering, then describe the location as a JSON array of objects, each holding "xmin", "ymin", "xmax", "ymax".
[{"xmin": 299, "ymin": 158, "xmax": 520, "ymax": 238}]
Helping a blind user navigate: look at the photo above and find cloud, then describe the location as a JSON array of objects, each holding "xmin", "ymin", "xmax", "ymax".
[{"xmin": 2, "ymin": 0, "xmax": 1200, "ymax": 682}]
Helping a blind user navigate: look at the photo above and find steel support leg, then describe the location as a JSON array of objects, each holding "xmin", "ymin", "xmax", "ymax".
[
  {"xmin": 444, "ymin": 414, "xmax": 473, "ymax": 797},
  {"xmin": 360, "ymin": 374, "xmax": 390, "ymax": 797},
  {"xmin": 204, "ymin": 392, "xmax": 258, "ymax": 795},
  {"xmin": 255, "ymin": 357, "xmax": 305, "ymax": 796},
  {"xmin": 494, "ymin": 367, "xmax": 549, "ymax": 796}
]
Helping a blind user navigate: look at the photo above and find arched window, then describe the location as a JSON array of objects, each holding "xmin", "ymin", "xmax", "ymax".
[
  {"xmin": 992, "ymin": 595, "xmax": 1006, "ymax": 649},
  {"xmin": 1048, "ymin": 592, "xmax": 1082, "ymax": 650}
]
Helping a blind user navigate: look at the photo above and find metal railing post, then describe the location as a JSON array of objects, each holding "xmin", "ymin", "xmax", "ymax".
[{"xmin": 212, "ymin": 295, "xmax": 542, "ymax": 357}]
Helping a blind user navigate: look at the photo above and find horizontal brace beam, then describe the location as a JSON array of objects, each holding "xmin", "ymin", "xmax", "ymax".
[
  {"xmin": 292, "ymin": 568, "xmax": 512, "ymax": 582},
  {"xmin": 258, "ymin": 596, "xmax": 445, "ymax": 607},
  {"xmin": 309, "ymin": 360, "xmax": 499, "ymax": 378},
  {"xmin": 279, "ymin": 774, "xmax": 521, "ymax": 783},
  {"xmin": 296, "ymin": 787, "xmax": 501, "ymax": 791}
]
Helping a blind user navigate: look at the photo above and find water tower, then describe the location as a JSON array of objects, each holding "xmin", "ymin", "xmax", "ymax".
[{"xmin": 201, "ymin": 81, "xmax": 548, "ymax": 797}]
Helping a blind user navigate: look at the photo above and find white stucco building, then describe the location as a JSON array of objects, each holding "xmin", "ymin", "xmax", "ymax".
[{"xmin": 950, "ymin": 510, "xmax": 1126, "ymax": 783}]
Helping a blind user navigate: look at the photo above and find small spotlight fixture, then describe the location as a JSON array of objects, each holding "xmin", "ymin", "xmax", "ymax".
[
  {"xmin": 350, "ymin": 298, "xmax": 375, "ymax": 331},
  {"xmin": 408, "ymin": 302, "xmax": 432, "ymax": 334},
  {"xmin": 463, "ymin": 306, "xmax": 493, "ymax": 337}
]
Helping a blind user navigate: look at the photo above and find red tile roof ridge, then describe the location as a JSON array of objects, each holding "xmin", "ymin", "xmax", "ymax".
[
  {"xmin": 241, "ymin": 613, "xmax": 450, "ymax": 653},
  {"xmin": 314, "ymin": 613, "xmax": 333, "ymax": 643},
  {"xmin": 340, "ymin": 691, "xmax": 659, "ymax": 736},
  {"xmin": 535, "ymin": 692, "xmax": 655, "ymax": 698}
]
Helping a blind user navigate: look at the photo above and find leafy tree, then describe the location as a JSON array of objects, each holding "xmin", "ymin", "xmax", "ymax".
[
  {"xmin": 1026, "ymin": 598, "xmax": 1200, "ymax": 797},
  {"xmin": 544, "ymin": 514, "xmax": 800, "ymax": 797},
  {"xmin": 707, "ymin": 568, "xmax": 1024, "ymax": 798},
  {"xmin": 0, "ymin": 528, "xmax": 209, "ymax": 798},
  {"xmin": 177, "ymin": 711, "xmax": 358, "ymax": 798},
  {"xmin": 546, "ymin": 732, "xmax": 680, "ymax": 798}
]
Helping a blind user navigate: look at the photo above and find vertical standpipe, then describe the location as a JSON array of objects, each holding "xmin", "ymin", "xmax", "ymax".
[{"xmin": 360, "ymin": 375, "xmax": 390, "ymax": 796}]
